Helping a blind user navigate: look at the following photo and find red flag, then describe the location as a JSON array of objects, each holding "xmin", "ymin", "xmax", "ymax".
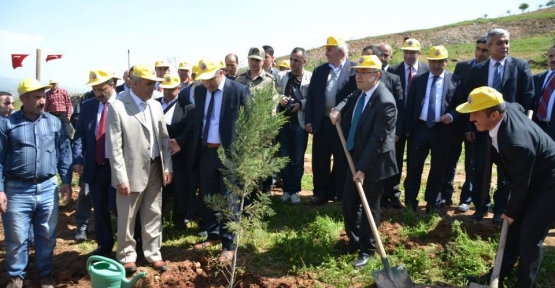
[
  {"xmin": 45, "ymin": 54, "xmax": 63, "ymax": 62},
  {"xmin": 11, "ymin": 54, "xmax": 30, "ymax": 69}
]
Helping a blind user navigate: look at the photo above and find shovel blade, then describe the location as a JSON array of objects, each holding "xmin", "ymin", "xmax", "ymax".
[
  {"xmin": 372, "ymin": 265, "xmax": 412, "ymax": 288},
  {"xmin": 469, "ymin": 283, "xmax": 488, "ymax": 288}
]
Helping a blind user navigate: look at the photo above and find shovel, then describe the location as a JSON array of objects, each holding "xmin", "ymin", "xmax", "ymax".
[
  {"xmin": 335, "ymin": 122, "xmax": 412, "ymax": 288},
  {"xmin": 469, "ymin": 218, "xmax": 509, "ymax": 288}
]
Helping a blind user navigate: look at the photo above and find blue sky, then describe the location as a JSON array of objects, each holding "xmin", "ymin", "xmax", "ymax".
[{"xmin": 0, "ymin": 0, "xmax": 546, "ymax": 93}]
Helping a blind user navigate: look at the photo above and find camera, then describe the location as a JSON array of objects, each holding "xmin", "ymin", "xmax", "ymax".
[{"xmin": 285, "ymin": 98, "xmax": 296, "ymax": 113}]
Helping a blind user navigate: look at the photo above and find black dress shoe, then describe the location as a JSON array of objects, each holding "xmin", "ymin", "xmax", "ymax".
[
  {"xmin": 389, "ymin": 198, "xmax": 404, "ymax": 209},
  {"xmin": 466, "ymin": 272, "xmax": 491, "ymax": 285},
  {"xmin": 339, "ymin": 245, "xmax": 359, "ymax": 256},
  {"xmin": 353, "ymin": 254, "xmax": 370, "ymax": 268},
  {"xmin": 311, "ymin": 196, "xmax": 328, "ymax": 206},
  {"xmin": 470, "ymin": 211, "xmax": 487, "ymax": 221},
  {"xmin": 123, "ymin": 262, "xmax": 137, "ymax": 273},
  {"xmin": 425, "ymin": 203, "xmax": 439, "ymax": 214},
  {"xmin": 492, "ymin": 213, "xmax": 503, "ymax": 225}
]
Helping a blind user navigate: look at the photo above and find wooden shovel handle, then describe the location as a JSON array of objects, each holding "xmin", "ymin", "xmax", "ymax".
[{"xmin": 335, "ymin": 122, "xmax": 388, "ymax": 259}]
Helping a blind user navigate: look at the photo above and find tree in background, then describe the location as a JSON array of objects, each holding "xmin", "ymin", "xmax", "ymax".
[
  {"xmin": 204, "ymin": 85, "xmax": 287, "ymax": 287},
  {"xmin": 519, "ymin": 3, "xmax": 530, "ymax": 13},
  {"xmin": 507, "ymin": 10, "xmax": 512, "ymax": 15},
  {"xmin": 166, "ymin": 56, "xmax": 180, "ymax": 73},
  {"xmin": 538, "ymin": 4, "xmax": 544, "ymax": 9},
  {"xmin": 547, "ymin": 0, "xmax": 555, "ymax": 7}
]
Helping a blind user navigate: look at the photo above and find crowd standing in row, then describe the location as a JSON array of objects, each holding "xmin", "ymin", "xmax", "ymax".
[{"xmin": 0, "ymin": 27, "xmax": 554, "ymax": 288}]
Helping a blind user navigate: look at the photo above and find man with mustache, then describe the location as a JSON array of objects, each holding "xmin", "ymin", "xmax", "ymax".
[
  {"xmin": 0, "ymin": 92, "xmax": 15, "ymax": 118},
  {"xmin": 0, "ymin": 79, "xmax": 72, "ymax": 288}
]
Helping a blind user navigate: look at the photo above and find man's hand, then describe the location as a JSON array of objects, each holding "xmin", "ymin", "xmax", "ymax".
[
  {"xmin": 73, "ymin": 164, "xmax": 83, "ymax": 175},
  {"xmin": 290, "ymin": 103, "xmax": 301, "ymax": 113},
  {"xmin": 440, "ymin": 114, "xmax": 452, "ymax": 124},
  {"xmin": 465, "ymin": 132, "xmax": 475, "ymax": 142},
  {"xmin": 279, "ymin": 96, "xmax": 289, "ymax": 107},
  {"xmin": 501, "ymin": 214, "xmax": 514, "ymax": 225},
  {"xmin": 305, "ymin": 123, "xmax": 313, "ymax": 134},
  {"xmin": 169, "ymin": 139, "xmax": 181, "ymax": 155},
  {"xmin": 395, "ymin": 135, "xmax": 399, "ymax": 142},
  {"xmin": 117, "ymin": 182, "xmax": 131, "ymax": 196},
  {"xmin": 329, "ymin": 109, "xmax": 341, "ymax": 125},
  {"xmin": 0, "ymin": 192, "xmax": 7, "ymax": 213},
  {"xmin": 353, "ymin": 170, "xmax": 365, "ymax": 185},
  {"xmin": 164, "ymin": 173, "xmax": 173, "ymax": 186},
  {"xmin": 60, "ymin": 184, "xmax": 72, "ymax": 205}
]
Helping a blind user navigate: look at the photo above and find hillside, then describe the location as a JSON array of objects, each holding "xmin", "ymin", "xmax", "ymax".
[{"xmin": 288, "ymin": 7, "xmax": 555, "ymax": 73}]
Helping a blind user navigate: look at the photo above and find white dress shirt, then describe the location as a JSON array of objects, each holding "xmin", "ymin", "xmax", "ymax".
[{"xmin": 203, "ymin": 78, "xmax": 226, "ymax": 144}]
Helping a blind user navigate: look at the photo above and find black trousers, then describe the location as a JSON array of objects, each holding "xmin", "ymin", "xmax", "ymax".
[
  {"xmin": 161, "ymin": 167, "xmax": 188, "ymax": 224},
  {"xmin": 404, "ymin": 122, "xmax": 454, "ymax": 210},
  {"xmin": 198, "ymin": 145, "xmax": 239, "ymax": 250},
  {"xmin": 442, "ymin": 134, "xmax": 474, "ymax": 205},
  {"xmin": 471, "ymin": 131, "xmax": 510, "ymax": 214},
  {"xmin": 89, "ymin": 163, "xmax": 117, "ymax": 249},
  {"xmin": 312, "ymin": 117, "xmax": 347, "ymax": 201},
  {"xmin": 499, "ymin": 190, "xmax": 555, "ymax": 287},
  {"xmin": 342, "ymin": 172, "xmax": 385, "ymax": 256},
  {"xmin": 384, "ymin": 134, "xmax": 406, "ymax": 202}
]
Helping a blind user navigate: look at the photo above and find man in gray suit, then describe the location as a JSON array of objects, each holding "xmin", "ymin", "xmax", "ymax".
[{"xmin": 107, "ymin": 64, "xmax": 173, "ymax": 273}]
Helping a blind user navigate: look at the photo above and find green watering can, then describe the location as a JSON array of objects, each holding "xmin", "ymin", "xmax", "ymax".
[{"xmin": 87, "ymin": 255, "xmax": 147, "ymax": 288}]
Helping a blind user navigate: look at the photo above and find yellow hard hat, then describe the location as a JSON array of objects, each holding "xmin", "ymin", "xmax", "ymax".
[
  {"xmin": 195, "ymin": 58, "xmax": 224, "ymax": 80},
  {"xmin": 350, "ymin": 55, "xmax": 382, "ymax": 70},
  {"xmin": 322, "ymin": 36, "xmax": 345, "ymax": 47},
  {"xmin": 131, "ymin": 64, "xmax": 165, "ymax": 82},
  {"xmin": 401, "ymin": 38, "xmax": 421, "ymax": 51},
  {"xmin": 275, "ymin": 60, "xmax": 290, "ymax": 70},
  {"xmin": 427, "ymin": 46, "xmax": 448, "ymax": 60},
  {"xmin": 456, "ymin": 86, "xmax": 504, "ymax": 113},
  {"xmin": 178, "ymin": 62, "xmax": 192, "ymax": 70},
  {"xmin": 159, "ymin": 74, "xmax": 181, "ymax": 89},
  {"xmin": 18, "ymin": 78, "xmax": 52, "ymax": 95},
  {"xmin": 86, "ymin": 69, "xmax": 120, "ymax": 86},
  {"xmin": 154, "ymin": 59, "xmax": 169, "ymax": 67}
]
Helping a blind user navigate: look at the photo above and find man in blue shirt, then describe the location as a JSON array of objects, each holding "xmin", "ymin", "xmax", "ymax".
[{"xmin": 0, "ymin": 78, "xmax": 72, "ymax": 288}]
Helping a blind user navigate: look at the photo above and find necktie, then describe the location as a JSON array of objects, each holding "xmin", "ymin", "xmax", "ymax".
[
  {"xmin": 492, "ymin": 61, "xmax": 502, "ymax": 91},
  {"xmin": 202, "ymin": 91, "xmax": 216, "ymax": 146},
  {"xmin": 346, "ymin": 92, "xmax": 367, "ymax": 151},
  {"xmin": 408, "ymin": 66, "xmax": 414, "ymax": 89},
  {"xmin": 427, "ymin": 76, "xmax": 439, "ymax": 128},
  {"xmin": 95, "ymin": 102, "xmax": 108, "ymax": 165},
  {"xmin": 537, "ymin": 72, "xmax": 555, "ymax": 121},
  {"xmin": 141, "ymin": 102, "xmax": 159, "ymax": 159}
]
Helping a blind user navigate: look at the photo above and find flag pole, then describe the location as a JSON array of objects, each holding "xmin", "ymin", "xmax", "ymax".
[
  {"xmin": 36, "ymin": 49, "xmax": 41, "ymax": 81},
  {"xmin": 127, "ymin": 49, "xmax": 130, "ymax": 69}
]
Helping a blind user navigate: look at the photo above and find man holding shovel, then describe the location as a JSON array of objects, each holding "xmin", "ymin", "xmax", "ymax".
[
  {"xmin": 458, "ymin": 87, "xmax": 555, "ymax": 287},
  {"xmin": 330, "ymin": 55, "xmax": 398, "ymax": 268}
]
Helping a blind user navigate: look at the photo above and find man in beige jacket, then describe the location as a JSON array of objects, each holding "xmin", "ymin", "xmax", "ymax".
[{"xmin": 107, "ymin": 64, "xmax": 173, "ymax": 273}]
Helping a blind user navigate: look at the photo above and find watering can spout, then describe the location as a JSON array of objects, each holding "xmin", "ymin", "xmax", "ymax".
[{"xmin": 122, "ymin": 272, "xmax": 147, "ymax": 288}]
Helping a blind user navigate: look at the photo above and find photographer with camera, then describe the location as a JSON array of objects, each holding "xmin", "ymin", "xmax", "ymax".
[{"xmin": 276, "ymin": 47, "xmax": 313, "ymax": 204}]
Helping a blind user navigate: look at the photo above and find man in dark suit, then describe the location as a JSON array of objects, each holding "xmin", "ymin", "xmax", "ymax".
[
  {"xmin": 532, "ymin": 45, "xmax": 555, "ymax": 140},
  {"xmin": 305, "ymin": 36, "xmax": 356, "ymax": 205},
  {"xmin": 336, "ymin": 45, "xmax": 404, "ymax": 208},
  {"xmin": 403, "ymin": 46, "xmax": 465, "ymax": 213},
  {"xmin": 464, "ymin": 28, "xmax": 535, "ymax": 223},
  {"xmin": 171, "ymin": 58, "xmax": 249, "ymax": 263},
  {"xmin": 73, "ymin": 70, "xmax": 120, "ymax": 256},
  {"xmin": 115, "ymin": 69, "xmax": 130, "ymax": 94},
  {"xmin": 387, "ymin": 38, "xmax": 430, "ymax": 209},
  {"xmin": 448, "ymin": 36, "xmax": 490, "ymax": 212},
  {"xmin": 156, "ymin": 75, "xmax": 194, "ymax": 231},
  {"xmin": 458, "ymin": 87, "xmax": 555, "ymax": 288},
  {"xmin": 330, "ymin": 55, "xmax": 398, "ymax": 268}
]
